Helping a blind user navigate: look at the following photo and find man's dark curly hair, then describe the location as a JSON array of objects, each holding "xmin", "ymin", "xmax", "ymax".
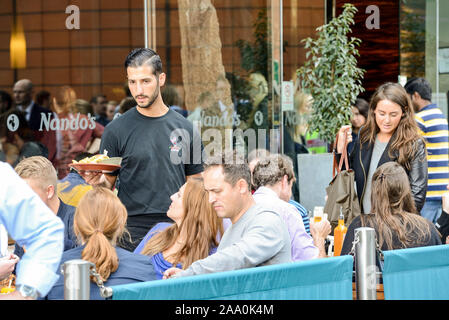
[{"xmin": 252, "ymin": 154, "xmax": 296, "ymax": 190}]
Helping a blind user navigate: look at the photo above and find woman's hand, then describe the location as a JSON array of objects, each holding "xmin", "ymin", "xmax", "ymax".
[
  {"xmin": 163, "ymin": 267, "xmax": 182, "ymax": 279},
  {"xmin": 336, "ymin": 125, "xmax": 352, "ymax": 153}
]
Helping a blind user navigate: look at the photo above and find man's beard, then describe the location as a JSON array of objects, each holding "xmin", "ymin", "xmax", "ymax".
[
  {"xmin": 138, "ymin": 92, "xmax": 158, "ymax": 109},
  {"xmin": 136, "ymin": 82, "xmax": 160, "ymax": 109}
]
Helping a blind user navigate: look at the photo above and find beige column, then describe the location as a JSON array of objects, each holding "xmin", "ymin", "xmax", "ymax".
[{"xmin": 178, "ymin": 0, "xmax": 233, "ymax": 150}]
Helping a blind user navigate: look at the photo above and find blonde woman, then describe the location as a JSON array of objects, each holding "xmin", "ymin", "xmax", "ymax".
[
  {"xmin": 134, "ymin": 178, "xmax": 227, "ymax": 279},
  {"xmin": 45, "ymin": 187, "xmax": 157, "ymax": 300}
]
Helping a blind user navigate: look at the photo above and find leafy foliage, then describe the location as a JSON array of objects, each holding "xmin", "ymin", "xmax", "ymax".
[
  {"xmin": 235, "ymin": 8, "xmax": 269, "ymax": 80},
  {"xmin": 296, "ymin": 3, "xmax": 365, "ymax": 143},
  {"xmin": 235, "ymin": 8, "xmax": 288, "ymax": 81},
  {"xmin": 400, "ymin": 1, "xmax": 425, "ymax": 77}
]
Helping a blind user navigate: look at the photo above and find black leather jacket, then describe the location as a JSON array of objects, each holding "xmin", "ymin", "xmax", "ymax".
[{"xmin": 339, "ymin": 135, "xmax": 428, "ymax": 213}]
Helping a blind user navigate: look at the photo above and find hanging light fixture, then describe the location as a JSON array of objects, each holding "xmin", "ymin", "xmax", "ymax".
[{"xmin": 10, "ymin": 1, "xmax": 26, "ymax": 69}]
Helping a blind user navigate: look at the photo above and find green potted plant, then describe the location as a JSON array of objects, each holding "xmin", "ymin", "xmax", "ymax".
[
  {"xmin": 295, "ymin": 3, "xmax": 365, "ymax": 212},
  {"xmin": 296, "ymin": 3, "xmax": 365, "ymax": 144}
]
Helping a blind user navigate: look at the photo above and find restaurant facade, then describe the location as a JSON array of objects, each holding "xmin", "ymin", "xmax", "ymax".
[{"xmin": 1, "ymin": 0, "xmax": 448, "ymax": 200}]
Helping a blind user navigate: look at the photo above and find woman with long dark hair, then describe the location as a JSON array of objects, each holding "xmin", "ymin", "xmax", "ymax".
[
  {"xmin": 341, "ymin": 162, "xmax": 440, "ymax": 255},
  {"xmin": 336, "ymin": 82, "xmax": 428, "ymax": 214}
]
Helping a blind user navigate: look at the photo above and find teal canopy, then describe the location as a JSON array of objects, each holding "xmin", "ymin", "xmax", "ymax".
[
  {"xmin": 110, "ymin": 255, "xmax": 354, "ymax": 300},
  {"xmin": 383, "ymin": 244, "xmax": 449, "ymax": 300}
]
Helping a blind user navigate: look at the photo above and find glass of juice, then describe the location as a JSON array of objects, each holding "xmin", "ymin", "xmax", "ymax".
[{"xmin": 313, "ymin": 206, "xmax": 323, "ymax": 223}]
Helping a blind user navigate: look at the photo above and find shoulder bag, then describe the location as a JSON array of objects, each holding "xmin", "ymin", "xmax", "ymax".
[{"xmin": 324, "ymin": 130, "xmax": 361, "ymax": 233}]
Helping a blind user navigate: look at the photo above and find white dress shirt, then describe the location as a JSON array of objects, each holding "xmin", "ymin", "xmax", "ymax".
[{"xmin": 0, "ymin": 161, "xmax": 64, "ymax": 297}]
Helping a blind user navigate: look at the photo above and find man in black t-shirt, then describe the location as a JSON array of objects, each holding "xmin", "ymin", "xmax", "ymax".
[{"xmin": 82, "ymin": 48, "xmax": 204, "ymax": 251}]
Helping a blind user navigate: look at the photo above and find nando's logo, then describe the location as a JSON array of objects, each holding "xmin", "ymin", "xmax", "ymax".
[{"xmin": 39, "ymin": 112, "xmax": 96, "ymax": 131}]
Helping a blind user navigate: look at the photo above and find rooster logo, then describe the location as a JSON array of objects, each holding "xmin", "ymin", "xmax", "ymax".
[
  {"xmin": 169, "ymin": 136, "xmax": 181, "ymax": 152},
  {"xmin": 7, "ymin": 114, "xmax": 19, "ymax": 132}
]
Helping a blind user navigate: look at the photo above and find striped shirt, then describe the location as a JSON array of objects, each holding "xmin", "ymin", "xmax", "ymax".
[
  {"xmin": 288, "ymin": 200, "xmax": 311, "ymax": 236},
  {"xmin": 415, "ymin": 104, "xmax": 449, "ymax": 201}
]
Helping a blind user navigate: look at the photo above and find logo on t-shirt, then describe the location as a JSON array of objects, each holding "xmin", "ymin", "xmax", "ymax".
[{"xmin": 169, "ymin": 135, "xmax": 181, "ymax": 153}]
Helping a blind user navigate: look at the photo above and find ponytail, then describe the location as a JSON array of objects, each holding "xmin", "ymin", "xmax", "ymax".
[
  {"xmin": 74, "ymin": 187, "xmax": 128, "ymax": 284},
  {"xmin": 81, "ymin": 230, "xmax": 119, "ymax": 283}
]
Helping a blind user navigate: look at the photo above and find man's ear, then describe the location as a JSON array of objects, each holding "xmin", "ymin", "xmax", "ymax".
[
  {"xmin": 282, "ymin": 175, "xmax": 289, "ymax": 189},
  {"xmin": 159, "ymin": 72, "xmax": 166, "ymax": 87},
  {"xmin": 413, "ymin": 91, "xmax": 421, "ymax": 101},
  {"xmin": 47, "ymin": 184, "xmax": 55, "ymax": 200},
  {"xmin": 237, "ymin": 178, "xmax": 249, "ymax": 194}
]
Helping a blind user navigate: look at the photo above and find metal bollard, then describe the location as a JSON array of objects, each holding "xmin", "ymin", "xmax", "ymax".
[
  {"xmin": 61, "ymin": 259, "xmax": 94, "ymax": 300},
  {"xmin": 354, "ymin": 227, "xmax": 377, "ymax": 300}
]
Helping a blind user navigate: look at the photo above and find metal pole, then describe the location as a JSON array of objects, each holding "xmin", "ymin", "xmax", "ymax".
[
  {"xmin": 61, "ymin": 259, "xmax": 94, "ymax": 300},
  {"xmin": 144, "ymin": 0, "xmax": 149, "ymax": 48},
  {"xmin": 144, "ymin": 0, "xmax": 156, "ymax": 50},
  {"xmin": 354, "ymin": 227, "xmax": 377, "ymax": 300},
  {"xmin": 279, "ymin": 0, "xmax": 284, "ymax": 155}
]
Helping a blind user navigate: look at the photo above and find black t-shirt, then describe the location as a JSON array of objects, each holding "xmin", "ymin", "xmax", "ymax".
[{"xmin": 100, "ymin": 108, "xmax": 204, "ymax": 216}]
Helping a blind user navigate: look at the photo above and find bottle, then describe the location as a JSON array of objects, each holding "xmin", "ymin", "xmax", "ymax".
[{"xmin": 333, "ymin": 208, "xmax": 347, "ymax": 256}]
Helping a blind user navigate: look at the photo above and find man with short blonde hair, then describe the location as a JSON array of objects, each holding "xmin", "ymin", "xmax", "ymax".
[
  {"xmin": 14, "ymin": 156, "xmax": 77, "ymax": 258},
  {"xmin": 15, "ymin": 156, "xmax": 58, "ymax": 197}
]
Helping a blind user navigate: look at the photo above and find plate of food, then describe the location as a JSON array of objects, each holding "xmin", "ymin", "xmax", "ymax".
[{"xmin": 69, "ymin": 153, "xmax": 122, "ymax": 173}]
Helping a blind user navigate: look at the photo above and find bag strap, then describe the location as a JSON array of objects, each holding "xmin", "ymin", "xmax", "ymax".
[{"xmin": 332, "ymin": 129, "xmax": 350, "ymax": 177}]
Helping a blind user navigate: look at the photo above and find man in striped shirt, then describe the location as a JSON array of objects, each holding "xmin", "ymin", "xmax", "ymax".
[
  {"xmin": 405, "ymin": 77, "xmax": 449, "ymax": 223},
  {"xmin": 288, "ymin": 200, "xmax": 311, "ymax": 235}
]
